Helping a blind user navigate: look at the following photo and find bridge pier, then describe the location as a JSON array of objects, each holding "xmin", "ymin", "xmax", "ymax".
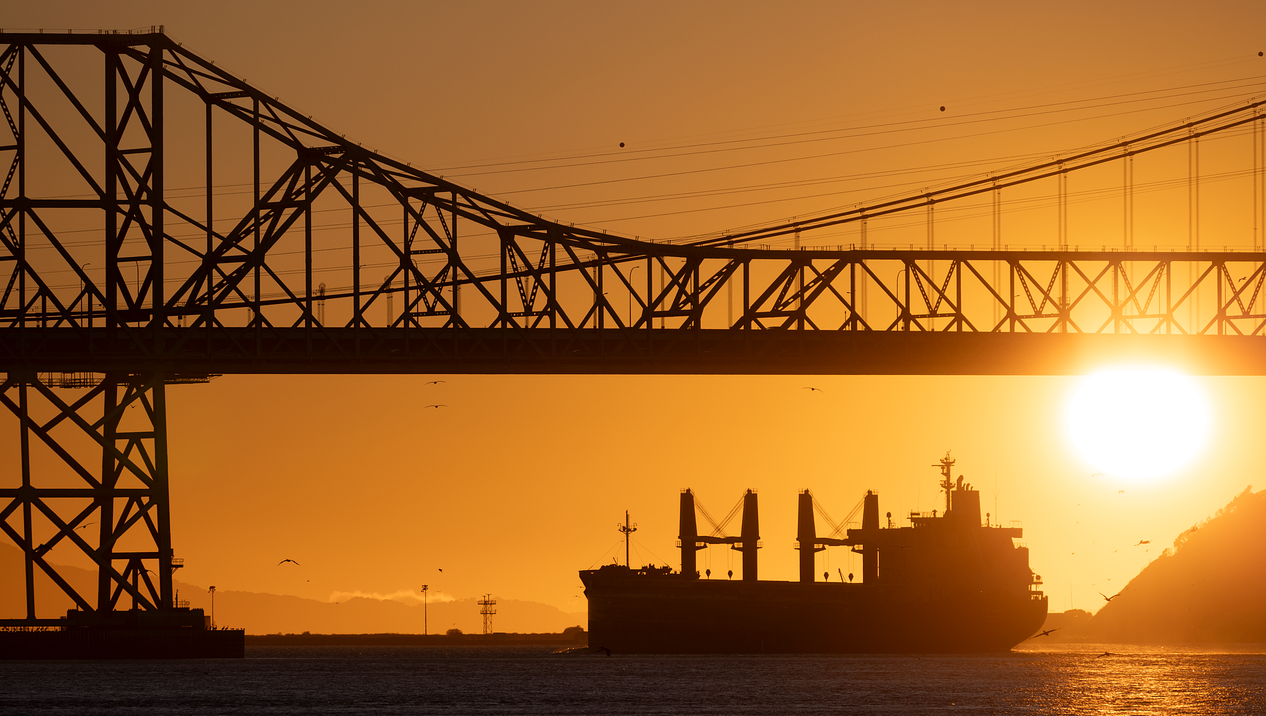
[{"xmin": 1, "ymin": 372, "xmax": 177, "ymax": 625}]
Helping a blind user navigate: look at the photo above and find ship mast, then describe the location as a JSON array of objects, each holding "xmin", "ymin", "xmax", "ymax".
[
  {"xmin": 935, "ymin": 452, "xmax": 956, "ymax": 514},
  {"xmin": 617, "ymin": 510, "xmax": 638, "ymax": 567}
]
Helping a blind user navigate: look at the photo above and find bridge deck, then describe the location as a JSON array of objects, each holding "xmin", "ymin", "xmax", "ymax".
[{"xmin": 3, "ymin": 328, "xmax": 1264, "ymax": 375}]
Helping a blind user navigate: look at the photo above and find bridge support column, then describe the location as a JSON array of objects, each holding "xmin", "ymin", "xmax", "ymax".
[{"xmin": 0, "ymin": 371, "xmax": 177, "ymax": 624}]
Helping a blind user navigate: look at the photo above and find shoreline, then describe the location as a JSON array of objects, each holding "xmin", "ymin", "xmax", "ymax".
[{"xmin": 246, "ymin": 631, "xmax": 586, "ymax": 647}]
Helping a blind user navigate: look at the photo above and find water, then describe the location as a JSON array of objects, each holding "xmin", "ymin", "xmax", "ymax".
[{"xmin": 2, "ymin": 644, "xmax": 1264, "ymax": 714}]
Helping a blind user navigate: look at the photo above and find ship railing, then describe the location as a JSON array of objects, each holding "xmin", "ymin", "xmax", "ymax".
[{"xmin": 1008, "ymin": 520, "xmax": 1023, "ymax": 529}]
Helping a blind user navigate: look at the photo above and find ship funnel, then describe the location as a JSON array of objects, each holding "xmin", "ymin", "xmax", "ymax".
[
  {"xmin": 862, "ymin": 491, "xmax": 879, "ymax": 584},
  {"xmin": 740, "ymin": 489, "xmax": 760, "ymax": 581},
  {"xmin": 798, "ymin": 490, "xmax": 816, "ymax": 583},
  {"xmin": 679, "ymin": 489, "xmax": 702, "ymax": 577}
]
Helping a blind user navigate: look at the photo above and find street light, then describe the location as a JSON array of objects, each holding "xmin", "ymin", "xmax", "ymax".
[
  {"xmin": 80, "ymin": 263, "xmax": 91, "ymax": 328},
  {"xmin": 420, "ymin": 584, "xmax": 429, "ymax": 636},
  {"xmin": 208, "ymin": 586, "xmax": 216, "ymax": 630},
  {"xmin": 628, "ymin": 265, "xmax": 641, "ymax": 326},
  {"xmin": 893, "ymin": 268, "xmax": 908, "ymax": 331}
]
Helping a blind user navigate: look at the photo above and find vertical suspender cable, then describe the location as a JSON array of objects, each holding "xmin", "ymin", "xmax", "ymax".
[
  {"xmin": 1255, "ymin": 115, "xmax": 1260, "ymax": 252},
  {"xmin": 1058, "ymin": 165, "xmax": 1067, "ymax": 250},
  {"xmin": 859, "ymin": 213, "xmax": 868, "ymax": 325},
  {"xmin": 993, "ymin": 183, "xmax": 1001, "ymax": 327},
  {"xmin": 727, "ymin": 240, "xmax": 733, "ymax": 328},
  {"xmin": 926, "ymin": 195, "xmax": 934, "ymax": 329},
  {"xmin": 1188, "ymin": 128, "xmax": 1196, "ymax": 331}
]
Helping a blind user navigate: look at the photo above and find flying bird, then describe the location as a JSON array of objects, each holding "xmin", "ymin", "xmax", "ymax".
[
  {"xmin": 1099, "ymin": 591, "xmax": 1120, "ymax": 603},
  {"xmin": 424, "ymin": 404, "xmax": 447, "ymax": 409},
  {"xmin": 802, "ymin": 387, "xmax": 824, "ymax": 392},
  {"xmin": 1134, "ymin": 540, "xmax": 1150, "ymax": 546},
  {"xmin": 277, "ymin": 559, "xmax": 300, "ymax": 566},
  {"xmin": 1029, "ymin": 628, "xmax": 1060, "ymax": 639},
  {"xmin": 424, "ymin": 380, "xmax": 446, "ymax": 385}
]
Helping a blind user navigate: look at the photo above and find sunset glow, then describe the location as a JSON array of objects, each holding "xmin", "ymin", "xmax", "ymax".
[{"xmin": 1069, "ymin": 369, "xmax": 1209, "ymax": 480}]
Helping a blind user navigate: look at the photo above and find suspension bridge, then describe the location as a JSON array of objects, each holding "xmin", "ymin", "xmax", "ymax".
[{"xmin": 2, "ymin": 29, "xmax": 1265, "ymax": 626}]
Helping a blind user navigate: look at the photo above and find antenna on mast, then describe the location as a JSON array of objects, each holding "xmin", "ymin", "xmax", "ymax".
[
  {"xmin": 935, "ymin": 451, "xmax": 956, "ymax": 513},
  {"xmin": 617, "ymin": 510, "xmax": 638, "ymax": 567}
]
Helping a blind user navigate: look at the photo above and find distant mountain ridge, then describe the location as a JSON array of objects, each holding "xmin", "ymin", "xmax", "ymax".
[
  {"xmin": 0, "ymin": 543, "xmax": 585, "ymax": 634},
  {"xmin": 1040, "ymin": 486, "xmax": 1266, "ymax": 644}
]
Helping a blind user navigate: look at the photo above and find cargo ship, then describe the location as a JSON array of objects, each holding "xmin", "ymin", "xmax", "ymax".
[{"xmin": 580, "ymin": 454, "xmax": 1047, "ymax": 653}]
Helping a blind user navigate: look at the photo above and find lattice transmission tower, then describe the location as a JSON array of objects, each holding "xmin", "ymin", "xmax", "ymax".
[{"xmin": 478, "ymin": 594, "xmax": 497, "ymax": 635}]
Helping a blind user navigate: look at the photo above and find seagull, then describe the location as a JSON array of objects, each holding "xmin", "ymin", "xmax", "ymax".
[
  {"xmin": 74, "ymin": 521, "xmax": 97, "ymax": 530},
  {"xmin": 277, "ymin": 559, "xmax": 301, "ymax": 566},
  {"xmin": 1134, "ymin": 540, "xmax": 1150, "ymax": 547},
  {"xmin": 1099, "ymin": 591, "xmax": 1120, "ymax": 603},
  {"xmin": 424, "ymin": 380, "xmax": 446, "ymax": 385},
  {"xmin": 802, "ymin": 386, "xmax": 825, "ymax": 392},
  {"xmin": 424, "ymin": 404, "xmax": 447, "ymax": 409},
  {"xmin": 1029, "ymin": 628, "xmax": 1060, "ymax": 639},
  {"xmin": 1095, "ymin": 651, "xmax": 1114, "ymax": 659},
  {"xmin": 438, "ymin": 568, "xmax": 443, "ymax": 573}
]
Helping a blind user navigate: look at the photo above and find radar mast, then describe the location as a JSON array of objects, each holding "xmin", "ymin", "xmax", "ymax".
[{"xmin": 935, "ymin": 452, "xmax": 956, "ymax": 513}]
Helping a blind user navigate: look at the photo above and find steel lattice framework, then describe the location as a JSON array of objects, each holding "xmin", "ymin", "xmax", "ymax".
[{"xmin": 2, "ymin": 30, "xmax": 1266, "ymax": 624}]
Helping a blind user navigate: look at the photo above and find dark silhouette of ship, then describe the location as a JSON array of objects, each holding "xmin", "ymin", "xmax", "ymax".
[{"xmin": 580, "ymin": 454, "xmax": 1047, "ymax": 653}]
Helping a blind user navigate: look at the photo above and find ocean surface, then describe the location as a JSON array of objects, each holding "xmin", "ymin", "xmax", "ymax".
[{"xmin": 2, "ymin": 643, "xmax": 1264, "ymax": 715}]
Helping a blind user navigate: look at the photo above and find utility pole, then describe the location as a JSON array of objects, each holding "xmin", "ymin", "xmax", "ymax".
[
  {"xmin": 420, "ymin": 584, "xmax": 428, "ymax": 636},
  {"xmin": 617, "ymin": 510, "xmax": 638, "ymax": 567}
]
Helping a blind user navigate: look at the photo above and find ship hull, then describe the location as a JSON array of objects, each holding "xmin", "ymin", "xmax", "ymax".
[{"xmin": 581, "ymin": 571, "xmax": 1047, "ymax": 654}]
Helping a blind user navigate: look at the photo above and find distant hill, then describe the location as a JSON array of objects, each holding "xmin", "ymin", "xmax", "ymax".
[
  {"xmin": 1041, "ymin": 486, "xmax": 1266, "ymax": 644},
  {"xmin": 0, "ymin": 543, "xmax": 585, "ymax": 634},
  {"xmin": 1086, "ymin": 485, "xmax": 1266, "ymax": 643}
]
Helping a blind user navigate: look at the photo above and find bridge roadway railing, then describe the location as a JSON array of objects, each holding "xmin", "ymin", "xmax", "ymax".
[{"xmin": 5, "ymin": 246, "xmax": 1266, "ymax": 375}]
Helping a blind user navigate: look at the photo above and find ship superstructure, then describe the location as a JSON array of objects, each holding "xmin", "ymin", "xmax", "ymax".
[{"xmin": 580, "ymin": 454, "xmax": 1046, "ymax": 653}]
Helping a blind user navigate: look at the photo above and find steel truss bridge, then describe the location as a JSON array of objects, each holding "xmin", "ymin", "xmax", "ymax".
[{"xmin": 2, "ymin": 29, "xmax": 1266, "ymax": 626}]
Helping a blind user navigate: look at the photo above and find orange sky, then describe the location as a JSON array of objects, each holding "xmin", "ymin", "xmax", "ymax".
[{"xmin": 4, "ymin": 0, "xmax": 1266, "ymax": 625}]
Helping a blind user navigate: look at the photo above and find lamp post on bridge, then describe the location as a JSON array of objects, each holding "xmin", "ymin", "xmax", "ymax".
[
  {"xmin": 421, "ymin": 584, "xmax": 429, "ymax": 635},
  {"xmin": 79, "ymin": 262, "xmax": 90, "ymax": 328},
  {"xmin": 628, "ymin": 265, "xmax": 641, "ymax": 326},
  {"xmin": 894, "ymin": 269, "xmax": 908, "ymax": 331}
]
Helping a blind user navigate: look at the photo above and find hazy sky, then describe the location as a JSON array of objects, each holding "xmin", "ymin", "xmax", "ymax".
[{"xmin": 4, "ymin": 0, "xmax": 1266, "ymax": 620}]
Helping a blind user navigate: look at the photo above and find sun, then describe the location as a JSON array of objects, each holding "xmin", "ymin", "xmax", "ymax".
[{"xmin": 1068, "ymin": 369, "xmax": 1209, "ymax": 480}]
